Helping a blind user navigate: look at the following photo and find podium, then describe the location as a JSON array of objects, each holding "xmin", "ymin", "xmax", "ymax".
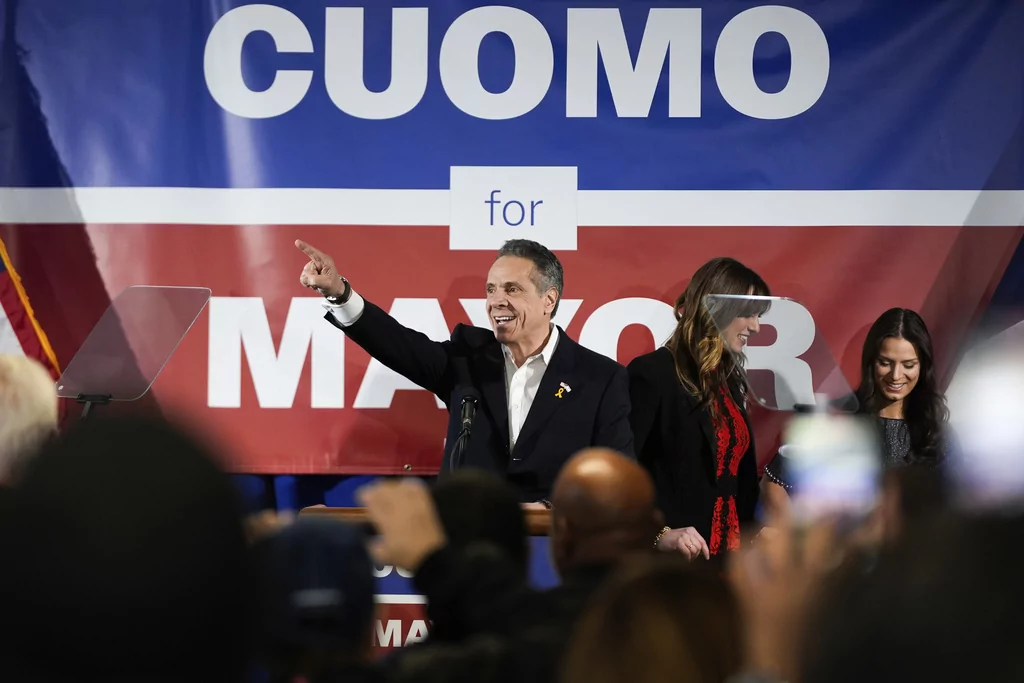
[
  {"xmin": 300, "ymin": 505, "xmax": 553, "ymax": 536},
  {"xmin": 55, "ymin": 285, "xmax": 212, "ymax": 417}
]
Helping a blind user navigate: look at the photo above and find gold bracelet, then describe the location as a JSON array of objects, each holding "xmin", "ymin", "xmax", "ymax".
[{"xmin": 653, "ymin": 526, "xmax": 671, "ymax": 549}]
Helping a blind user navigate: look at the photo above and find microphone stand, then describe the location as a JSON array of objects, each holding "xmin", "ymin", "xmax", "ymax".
[
  {"xmin": 450, "ymin": 394, "xmax": 478, "ymax": 473},
  {"xmin": 450, "ymin": 427, "xmax": 471, "ymax": 473}
]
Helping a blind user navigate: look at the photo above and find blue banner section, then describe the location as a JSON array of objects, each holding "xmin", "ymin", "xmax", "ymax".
[
  {"xmin": 4, "ymin": 0, "xmax": 1023, "ymax": 190},
  {"xmin": 373, "ymin": 537, "xmax": 558, "ymax": 594},
  {"xmin": 375, "ymin": 564, "xmax": 419, "ymax": 595}
]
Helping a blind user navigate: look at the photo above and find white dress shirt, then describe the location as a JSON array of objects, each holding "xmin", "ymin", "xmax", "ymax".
[
  {"xmin": 323, "ymin": 290, "xmax": 367, "ymax": 326},
  {"xmin": 503, "ymin": 325, "xmax": 558, "ymax": 451},
  {"xmin": 324, "ymin": 291, "xmax": 558, "ymax": 451}
]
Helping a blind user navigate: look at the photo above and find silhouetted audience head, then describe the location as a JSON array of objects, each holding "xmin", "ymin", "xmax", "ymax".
[
  {"xmin": 802, "ymin": 513, "xmax": 1024, "ymax": 683},
  {"xmin": 0, "ymin": 354, "xmax": 58, "ymax": 485},
  {"xmin": 550, "ymin": 448, "xmax": 663, "ymax": 575},
  {"xmin": 432, "ymin": 469, "xmax": 529, "ymax": 576},
  {"xmin": 0, "ymin": 415, "xmax": 249, "ymax": 683},
  {"xmin": 420, "ymin": 470, "xmax": 531, "ymax": 644},
  {"xmin": 252, "ymin": 517, "xmax": 375, "ymax": 683},
  {"xmin": 562, "ymin": 555, "xmax": 742, "ymax": 683}
]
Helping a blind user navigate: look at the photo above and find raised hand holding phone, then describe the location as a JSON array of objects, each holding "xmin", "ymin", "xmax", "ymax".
[{"xmin": 783, "ymin": 402, "xmax": 882, "ymax": 528}]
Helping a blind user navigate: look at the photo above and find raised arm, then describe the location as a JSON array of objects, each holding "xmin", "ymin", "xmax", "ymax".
[{"xmin": 297, "ymin": 239, "xmax": 452, "ymax": 397}]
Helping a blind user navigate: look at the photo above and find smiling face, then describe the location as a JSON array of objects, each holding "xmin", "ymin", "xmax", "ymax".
[
  {"xmin": 485, "ymin": 255, "xmax": 557, "ymax": 346},
  {"xmin": 874, "ymin": 336, "xmax": 920, "ymax": 404},
  {"xmin": 722, "ymin": 313, "xmax": 762, "ymax": 354}
]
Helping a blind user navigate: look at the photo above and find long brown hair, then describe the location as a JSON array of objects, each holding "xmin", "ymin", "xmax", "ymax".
[{"xmin": 665, "ymin": 257, "xmax": 770, "ymax": 419}]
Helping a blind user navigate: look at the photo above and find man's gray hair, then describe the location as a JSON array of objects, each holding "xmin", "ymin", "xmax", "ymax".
[
  {"xmin": 496, "ymin": 239, "xmax": 564, "ymax": 317},
  {"xmin": 0, "ymin": 355, "xmax": 58, "ymax": 482}
]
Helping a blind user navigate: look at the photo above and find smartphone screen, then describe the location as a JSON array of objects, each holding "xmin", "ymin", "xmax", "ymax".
[{"xmin": 783, "ymin": 413, "xmax": 882, "ymax": 526}]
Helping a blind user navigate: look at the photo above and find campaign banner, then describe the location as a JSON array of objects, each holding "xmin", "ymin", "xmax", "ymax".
[
  {"xmin": 371, "ymin": 535, "xmax": 556, "ymax": 652},
  {"xmin": 1, "ymin": 1, "xmax": 1023, "ymax": 474},
  {"xmin": 372, "ymin": 562, "xmax": 427, "ymax": 652}
]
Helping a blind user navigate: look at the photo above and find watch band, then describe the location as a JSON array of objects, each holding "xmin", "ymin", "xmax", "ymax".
[{"xmin": 324, "ymin": 276, "xmax": 351, "ymax": 305}]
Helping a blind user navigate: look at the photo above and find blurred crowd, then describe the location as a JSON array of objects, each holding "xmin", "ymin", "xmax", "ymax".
[{"xmin": 0, "ymin": 342, "xmax": 1021, "ymax": 683}]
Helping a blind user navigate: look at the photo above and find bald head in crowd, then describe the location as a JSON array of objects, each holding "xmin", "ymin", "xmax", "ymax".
[
  {"xmin": 0, "ymin": 355, "xmax": 57, "ymax": 483},
  {"xmin": 549, "ymin": 448, "xmax": 663, "ymax": 575}
]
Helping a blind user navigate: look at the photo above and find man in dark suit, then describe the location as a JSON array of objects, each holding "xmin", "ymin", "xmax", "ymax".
[{"xmin": 296, "ymin": 238, "xmax": 633, "ymax": 503}]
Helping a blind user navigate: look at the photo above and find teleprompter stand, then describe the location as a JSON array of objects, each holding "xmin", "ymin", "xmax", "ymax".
[{"xmin": 55, "ymin": 285, "xmax": 212, "ymax": 420}]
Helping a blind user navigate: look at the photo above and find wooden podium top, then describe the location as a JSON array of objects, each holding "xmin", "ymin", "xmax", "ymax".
[{"xmin": 300, "ymin": 505, "xmax": 553, "ymax": 536}]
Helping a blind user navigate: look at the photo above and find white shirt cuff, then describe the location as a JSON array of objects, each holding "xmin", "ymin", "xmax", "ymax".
[{"xmin": 322, "ymin": 290, "xmax": 366, "ymax": 327}]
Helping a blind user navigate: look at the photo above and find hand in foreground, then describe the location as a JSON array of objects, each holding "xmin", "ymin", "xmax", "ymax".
[
  {"xmin": 244, "ymin": 509, "xmax": 295, "ymax": 543},
  {"xmin": 521, "ymin": 502, "xmax": 549, "ymax": 511},
  {"xmin": 357, "ymin": 479, "xmax": 447, "ymax": 572},
  {"xmin": 296, "ymin": 239, "xmax": 347, "ymax": 298},
  {"xmin": 729, "ymin": 507, "xmax": 839, "ymax": 682},
  {"xmin": 657, "ymin": 526, "xmax": 710, "ymax": 560}
]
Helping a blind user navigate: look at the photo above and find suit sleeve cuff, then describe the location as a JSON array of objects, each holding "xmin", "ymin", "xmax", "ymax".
[{"xmin": 321, "ymin": 290, "xmax": 366, "ymax": 326}]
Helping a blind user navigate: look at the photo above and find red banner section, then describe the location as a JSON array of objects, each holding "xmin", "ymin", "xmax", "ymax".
[
  {"xmin": 373, "ymin": 600, "xmax": 430, "ymax": 653},
  {"xmin": 52, "ymin": 222, "xmax": 1014, "ymax": 475}
]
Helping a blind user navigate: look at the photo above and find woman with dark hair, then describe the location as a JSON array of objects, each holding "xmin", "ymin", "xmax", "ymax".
[
  {"xmin": 763, "ymin": 308, "xmax": 952, "ymax": 511},
  {"xmin": 855, "ymin": 308, "xmax": 950, "ymax": 464},
  {"xmin": 628, "ymin": 257, "xmax": 769, "ymax": 563}
]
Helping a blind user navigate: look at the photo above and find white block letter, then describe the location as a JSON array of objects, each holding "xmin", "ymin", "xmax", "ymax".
[
  {"xmin": 744, "ymin": 299, "xmax": 815, "ymax": 408},
  {"xmin": 372, "ymin": 564, "xmax": 394, "ymax": 578},
  {"xmin": 715, "ymin": 6, "xmax": 829, "ymax": 120},
  {"xmin": 204, "ymin": 4, "xmax": 314, "ymax": 119},
  {"xmin": 325, "ymin": 8, "xmax": 429, "ymax": 119},
  {"xmin": 578, "ymin": 298, "xmax": 677, "ymax": 361},
  {"xmin": 207, "ymin": 297, "xmax": 344, "ymax": 409},
  {"xmin": 566, "ymin": 8, "xmax": 701, "ymax": 118},
  {"xmin": 440, "ymin": 6, "xmax": 553, "ymax": 119},
  {"xmin": 374, "ymin": 620, "xmax": 401, "ymax": 647},
  {"xmin": 405, "ymin": 620, "xmax": 430, "ymax": 645}
]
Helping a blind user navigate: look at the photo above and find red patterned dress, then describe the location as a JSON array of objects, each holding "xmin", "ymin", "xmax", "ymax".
[{"xmin": 709, "ymin": 386, "xmax": 750, "ymax": 556}]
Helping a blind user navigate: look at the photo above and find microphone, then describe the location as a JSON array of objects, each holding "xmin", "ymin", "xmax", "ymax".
[
  {"xmin": 451, "ymin": 389, "xmax": 480, "ymax": 473},
  {"xmin": 460, "ymin": 389, "xmax": 480, "ymax": 432}
]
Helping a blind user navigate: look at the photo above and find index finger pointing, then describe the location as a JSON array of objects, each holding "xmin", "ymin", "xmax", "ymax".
[{"xmin": 295, "ymin": 239, "xmax": 325, "ymax": 263}]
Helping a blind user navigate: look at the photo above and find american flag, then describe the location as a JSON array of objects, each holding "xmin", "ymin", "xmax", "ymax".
[{"xmin": 0, "ymin": 236, "xmax": 59, "ymax": 380}]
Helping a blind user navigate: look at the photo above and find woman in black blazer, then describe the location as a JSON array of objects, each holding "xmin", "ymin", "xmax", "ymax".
[{"xmin": 628, "ymin": 257, "xmax": 769, "ymax": 562}]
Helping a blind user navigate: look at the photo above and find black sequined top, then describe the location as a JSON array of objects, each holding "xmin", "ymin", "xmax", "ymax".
[
  {"xmin": 879, "ymin": 417, "xmax": 913, "ymax": 468},
  {"xmin": 764, "ymin": 417, "xmax": 941, "ymax": 491}
]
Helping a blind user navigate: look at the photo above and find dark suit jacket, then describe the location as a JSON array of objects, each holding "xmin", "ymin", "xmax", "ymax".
[
  {"xmin": 627, "ymin": 347, "xmax": 759, "ymax": 544},
  {"xmin": 325, "ymin": 300, "xmax": 633, "ymax": 500}
]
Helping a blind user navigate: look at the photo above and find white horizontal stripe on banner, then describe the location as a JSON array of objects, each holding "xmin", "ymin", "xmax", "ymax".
[
  {"xmin": 374, "ymin": 594, "xmax": 428, "ymax": 605},
  {"xmin": 0, "ymin": 188, "xmax": 1022, "ymax": 227}
]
